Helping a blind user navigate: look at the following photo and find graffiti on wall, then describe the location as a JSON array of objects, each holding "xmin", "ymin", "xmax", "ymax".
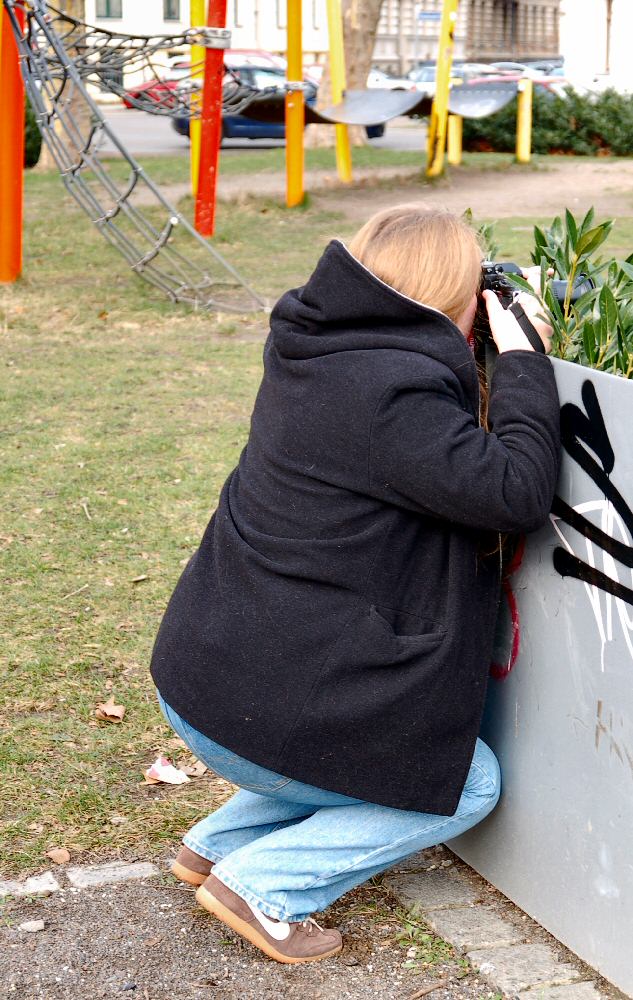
[
  {"xmin": 551, "ymin": 379, "xmax": 633, "ymax": 666},
  {"xmin": 492, "ymin": 377, "xmax": 633, "ymax": 680}
]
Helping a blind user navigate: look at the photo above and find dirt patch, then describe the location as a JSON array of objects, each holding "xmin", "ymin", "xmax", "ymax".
[
  {"xmin": 148, "ymin": 157, "xmax": 633, "ymax": 230},
  {"xmin": 312, "ymin": 158, "xmax": 633, "ymax": 223},
  {"xmin": 1, "ymin": 861, "xmax": 490, "ymax": 1000}
]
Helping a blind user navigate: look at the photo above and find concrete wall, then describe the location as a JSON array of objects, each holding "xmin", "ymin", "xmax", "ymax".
[{"xmin": 452, "ymin": 357, "xmax": 633, "ymax": 997}]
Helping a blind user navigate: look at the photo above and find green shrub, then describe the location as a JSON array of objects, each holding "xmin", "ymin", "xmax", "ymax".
[
  {"xmin": 506, "ymin": 208, "xmax": 633, "ymax": 378},
  {"xmin": 463, "ymin": 87, "xmax": 633, "ymax": 157},
  {"xmin": 24, "ymin": 96, "xmax": 42, "ymax": 168}
]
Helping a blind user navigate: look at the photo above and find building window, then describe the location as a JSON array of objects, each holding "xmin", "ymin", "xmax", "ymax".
[
  {"xmin": 233, "ymin": 0, "xmax": 243, "ymax": 28},
  {"xmin": 163, "ymin": 0, "xmax": 180, "ymax": 20},
  {"xmin": 276, "ymin": 0, "xmax": 287, "ymax": 29},
  {"xmin": 96, "ymin": 0, "xmax": 123, "ymax": 17}
]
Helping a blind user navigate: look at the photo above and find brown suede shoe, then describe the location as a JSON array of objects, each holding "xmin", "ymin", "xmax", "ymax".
[
  {"xmin": 171, "ymin": 845, "xmax": 214, "ymax": 886},
  {"xmin": 196, "ymin": 873, "xmax": 342, "ymax": 964}
]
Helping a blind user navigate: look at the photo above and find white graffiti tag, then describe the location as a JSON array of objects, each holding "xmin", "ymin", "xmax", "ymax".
[{"xmin": 551, "ymin": 500, "xmax": 633, "ymax": 669}]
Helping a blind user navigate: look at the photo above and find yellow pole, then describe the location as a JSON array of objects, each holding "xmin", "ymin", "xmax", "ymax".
[
  {"xmin": 190, "ymin": 0, "xmax": 205, "ymax": 197},
  {"xmin": 447, "ymin": 113, "xmax": 462, "ymax": 165},
  {"xmin": 426, "ymin": 0, "xmax": 459, "ymax": 179},
  {"xmin": 286, "ymin": 0, "xmax": 304, "ymax": 206},
  {"xmin": 516, "ymin": 77, "xmax": 533, "ymax": 163},
  {"xmin": 325, "ymin": 0, "xmax": 352, "ymax": 183}
]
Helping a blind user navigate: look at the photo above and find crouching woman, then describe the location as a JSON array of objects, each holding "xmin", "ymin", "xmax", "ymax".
[{"xmin": 150, "ymin": 205, "xmax": 560, "ymax": 964}]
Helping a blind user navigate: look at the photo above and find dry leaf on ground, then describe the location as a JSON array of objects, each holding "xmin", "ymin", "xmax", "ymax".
[
  {"xmin": 94, "ymin": 697, "xmax": 126, "ymax": 723},
  {"xmin": 143, "ymin": 755, "xmax": 190, "ymax": 785},
  {"xmin": 178, "ymin": 759, "xmax": 208, "ymax": 778},
  {"xmin": 45, "ymin": 847, "xmax": 71, "ymax": 864},
  {"xmin": 165, "ymin": 736, "xmax": 187, "ymax": 751}
]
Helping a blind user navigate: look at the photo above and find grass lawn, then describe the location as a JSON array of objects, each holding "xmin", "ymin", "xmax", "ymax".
[{"xmin": 2, "ymin": 149, "xmax": 631, "ymax": 877}]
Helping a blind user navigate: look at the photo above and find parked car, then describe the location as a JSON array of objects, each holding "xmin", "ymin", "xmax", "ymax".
[
  {"xmin": 122, "ymin": 58, "xmax": 194, "ymax": 108},
  {"xmin": 225, "ymin": 49, "xmax": 286, "ymax": 71},
  {"xmin": 123, "ymin": 50, "xmax": 285, "ymax": 111},
  {"xmin": 522, "ymin": 58, "xmax": 564, "ymax": 75},
  {"xmin": 171, "ymin": 61, "xmax": 318, "ymax": 141},
  {"xmin": 367, "ymin": 69, "xmax": 417, "ymax": 92},
  {"xmin": 122, "ymin": 77, "xmax": 179, "ymax": 109},
  {"xmin": 408, "ymin": 62, "xmax": 499, "ymax": 97},
  {"xmin": 464, "ymin": 68, "xmax": 569, "ymax": 100},
  {"xmin": 489, "ymin": 61, "xmax": 549, "ymax": 78},
  {"xmin": 171, "ymin": 58, "xmax": 386, "ymax": 142}
]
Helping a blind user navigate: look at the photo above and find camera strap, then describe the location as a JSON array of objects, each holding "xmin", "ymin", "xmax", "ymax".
[{"xmin": 508, "ymin": 301, "xmax": 546, "ymax": 354}]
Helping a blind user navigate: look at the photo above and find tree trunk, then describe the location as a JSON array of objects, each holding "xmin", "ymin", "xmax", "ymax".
[
  {"xmin": 37, "ymin": 0, "xmax": 91, "ymax": 171},
  {"xmin": 605, "ymin": 0, "xmax": 613, "ymax": 74},
  {"xmin": 306, "ymin": 0, "xmax": 385, "ymax": 148}
]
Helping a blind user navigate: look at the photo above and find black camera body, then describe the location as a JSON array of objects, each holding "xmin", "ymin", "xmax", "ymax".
[
  {"xmin": 476, "ymin": 261, "xmax": 595, "ymax": 350},
  {"xmin": 481, "ymin": 260, "xmax": 594, "ymax": 310}
]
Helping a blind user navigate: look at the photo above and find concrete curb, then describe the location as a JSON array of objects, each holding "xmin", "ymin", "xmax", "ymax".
[
  {"xmin": 0, "ymin": 855, "xmax": 619, "ymax": 1000},
  {"xmin": 0, "ymin": 861, "xmax": 160, "ymax": 898},
  {"xmin": 385, "ymin": 850, "xmax": 613, "ymax": 1000}
]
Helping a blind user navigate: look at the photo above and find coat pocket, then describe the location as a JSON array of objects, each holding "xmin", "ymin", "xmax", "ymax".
[{"xmin": 370, "ymin": 603, "xmax": 446, "ymax": 648}]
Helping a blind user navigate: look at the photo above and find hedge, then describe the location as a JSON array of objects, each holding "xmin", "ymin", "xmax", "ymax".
[
  {"xmin": 25, "ymin": 96, "xmax": 42, "ymax": 168},
  {"xmin": 462, "ymin": 87, "xmax": 633, "ymax": 157}
]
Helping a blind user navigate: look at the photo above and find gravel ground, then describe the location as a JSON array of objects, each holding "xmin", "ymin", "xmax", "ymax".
[{"xmin": 1, "ymin": 860, "xmax": 498, "ymax": 1000}]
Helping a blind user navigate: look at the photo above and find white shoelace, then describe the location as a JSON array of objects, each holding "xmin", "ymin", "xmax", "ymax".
[{"xmin": 301, "ymin": 917, "xmax": 325, "ymax": 935}]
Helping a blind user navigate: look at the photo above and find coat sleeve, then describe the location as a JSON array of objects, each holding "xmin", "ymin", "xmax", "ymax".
[{"xmin": 368, "ymin": 350, "xmax": 561, "ymax": 533}]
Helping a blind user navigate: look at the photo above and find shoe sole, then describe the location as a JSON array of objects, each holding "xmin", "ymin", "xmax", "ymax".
[
  {"xmin": 171, "ymin": 861, "xmax": 210, "ymax": 887},
  {"xmin": 195, "ymin": 884, "xmax": 342, "ymax": 965}
]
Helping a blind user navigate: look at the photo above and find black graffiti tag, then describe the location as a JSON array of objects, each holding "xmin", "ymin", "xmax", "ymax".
[{"xmin": 553, "ymin": 379, "xmax": 633, "ymax": 606}]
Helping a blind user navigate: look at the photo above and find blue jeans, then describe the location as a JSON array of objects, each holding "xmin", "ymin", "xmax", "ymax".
[{"xmin": 158, "ymin": 692, "xmax": 500, "ymax": 923}]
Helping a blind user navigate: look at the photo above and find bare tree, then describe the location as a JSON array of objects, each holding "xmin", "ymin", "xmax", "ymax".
[
  {"xmin": 37, "ymin": 1, "xmax": 90, "ymax": 171},
  {"xmin": 605, "ymin": 0, "xmax": 613, "ymax": 73},
  {"xmin": 307, "ymin": 0, "xmax": 385, "ymax": 148}
]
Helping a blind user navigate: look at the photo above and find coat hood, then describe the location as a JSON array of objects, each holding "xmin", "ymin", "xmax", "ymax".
[{"xmin": 270, "ymin": 239, "xmax": 479, "ymax": 405}]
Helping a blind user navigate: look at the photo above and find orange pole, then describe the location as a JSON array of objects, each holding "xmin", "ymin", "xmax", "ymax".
[
  {"xmin": 194, "ymin": 0, "xmax": 228, "ymax": 238},
  {"xmin": 0, "ymin": 5, "xmax": 25, "ymax": 282}
]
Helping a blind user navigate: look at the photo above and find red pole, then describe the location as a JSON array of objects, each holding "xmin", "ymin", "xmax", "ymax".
[
  {"xmin": 0, "ymin": 5, "xmax": 25, "ymax": 282},
  {"xmin": 194, "ymin": 0, "xmax": 228, "ymax": 238}
]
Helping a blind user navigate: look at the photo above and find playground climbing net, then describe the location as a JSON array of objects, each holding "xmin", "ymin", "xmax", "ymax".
[
  {"xmin": 14, "ymin": 2, "xmax": 270, "ymax": 117},
  {"xmin": 4, "ymin": 0, "xmax": 265, "ymax": 312}
]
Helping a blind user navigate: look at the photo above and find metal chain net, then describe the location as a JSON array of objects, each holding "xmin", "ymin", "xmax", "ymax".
[
  {"xmin": 20, "ymin": 2, "xmax": 279, "ymax": 117},
  {"xmin": 4, "ymin": 0, "xmax": 265, "ymax": 313}
]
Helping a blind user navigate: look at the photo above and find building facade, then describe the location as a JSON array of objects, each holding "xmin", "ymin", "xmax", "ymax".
[
  {"xmin": 465, "ymin": 0, "xmax": 560, "ymax": 62},
  {"xmin": 374, "ymin": 0, "xmax": 467, "ymax": 75},
  {"xmin": 83, "ymin": 1, "xmax": 331, "ymax": 62},
  {"xmin": 559, "ymin": 0, "xmax": 633, "ymax": 91},
  {"xmin": 84, "ymin": 0, "xmax": 189, "ymax": 37},
  {"xmin": 83, "ymin": 0, "xmax": 561, "ymax": 75}
]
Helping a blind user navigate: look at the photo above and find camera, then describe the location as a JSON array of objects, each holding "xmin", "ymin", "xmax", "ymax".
[
  {"xmin": 476, "ymin": 261, "xmax": 595, "ymax": 347},
  {"xmin": 481, "ymin": 261, "xmax": 593, "ymax": 308}
]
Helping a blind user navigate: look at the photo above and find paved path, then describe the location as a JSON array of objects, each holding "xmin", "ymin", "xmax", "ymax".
[
  {"xmin": 98, "ymin": 106, "xmax": 426, "ymax": 156},
  {"xmin": 1, "ymin": 848, "xmax": 619, "ymax": 1000}
]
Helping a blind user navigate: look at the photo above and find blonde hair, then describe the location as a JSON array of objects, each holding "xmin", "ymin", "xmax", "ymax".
[{"xmin": 347, "ymin": 204, "xmax": 483, "ymax": 324}]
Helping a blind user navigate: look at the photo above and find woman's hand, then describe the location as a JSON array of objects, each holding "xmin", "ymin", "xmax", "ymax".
[{"xmin": 483, "ymin": 266, "xmax": 553, "ymax": 355}]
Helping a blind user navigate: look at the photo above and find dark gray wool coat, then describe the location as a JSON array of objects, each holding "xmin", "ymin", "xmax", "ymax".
[{"xmin": 151, "ymin": 239, "xmax": 561, "ymax": 815}]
